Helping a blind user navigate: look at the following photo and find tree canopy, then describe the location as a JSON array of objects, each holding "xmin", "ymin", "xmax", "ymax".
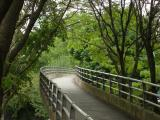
[{"xmin": 0, "ymin": 0, "xmax": 160, "ymax": 119}]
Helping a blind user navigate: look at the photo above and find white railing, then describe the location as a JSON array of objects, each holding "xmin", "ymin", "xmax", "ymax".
[
  {"xmin": 75, "ymin": 66, "xmax": 160, "ymax": 112},
  {"xmin": 40, "ymin": 67, "xmax": 93, "ymax": 120}
]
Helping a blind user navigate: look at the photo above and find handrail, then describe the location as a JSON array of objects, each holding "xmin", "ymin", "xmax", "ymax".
[
  {"xmin": 40, "ymin": 67, "xmax": 94, "ymax": 120},
  {"xmin": 75, "ymin": 66, "xmax": 160, "ymax": 112}
]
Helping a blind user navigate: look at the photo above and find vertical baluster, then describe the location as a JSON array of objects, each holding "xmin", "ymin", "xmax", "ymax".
[
  {"xmin": 142, "ymin": 82, "xmax": 146, "ymax": 107},
  {"xmin": 39, "ymin": 73, "xmax": 42, "ymax": 92},
  {"xmin": 109, "ymin": 75, "xmax": 112, "ymax": 94},
  {"xmin": 117, "ymin": 76, "xmax": 121, "ymax": 97},
  {"xmin": 86, "ymin": 69, "xmax": 89, "ymax": 83},
  {"xmin": 47, "ymin": 80, "xmax": 50, "ymax": 100},
  {"xmin": 96, "ymin": 72, "xmax": 99, "ymax": 88},
  {"xmin": 62, "ymin": 95, "xmax": 67, "ymax": 120},
  {"xmin": 81, "ymin": 68, "xmax": 83, "ymax": 81},
  {"xmin": 52, "ymin": 84, "xmax": 57, "ymax": 111},
  {"xmin": 90, "ymin": 70, "xmax": 93, "ymax": 85},
  {"xmin": 92, "ymin": 71, "xmax": 95, "ymax": 86},
  {"xmin": 128, "ymin": 79, "xmax": 132, "ymax": 103},
  {"xmin": 49, "ymin": 82, "xmax": 53, "ymax": 106},
  {"xmin": 83, "ymin": 68, "xmax": 85, "ymax": 81},
  {"xmin": 84, "ymin": 69, "xmax": 86, "ymax": 82},
  {"xmin": 70, "ymin": 105, "xmax": 75, "ymax": 120},
  {"xmin": 102, "ymin": 73, "xmax": 106, "ymax": 91},
  {"xmin": 86, "ymin": 70, "xmax": 89, "ymax": 83},
  {"xmin": 89, "ymin": 70, "xmax": 92, "ymax": 84},
  {"xmin": 76, "ymin": 66, "xmax": 78, "ymax": 77},
  {"xmin": 56, "ymin": 89, "xmax": 62, "ymax": 119},
  {"xmin": 47, "ymin": 80, "xmax": 49, "ymax": 103},
  {"xmin": 79, "ymin": 67, "xmax": 81, "ymax": 79}
]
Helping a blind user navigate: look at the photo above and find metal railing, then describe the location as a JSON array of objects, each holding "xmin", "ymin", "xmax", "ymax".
[
  {"xmin": 40, "ymin": 67, "xmax": 93, "ymax": 120},
  {"xmin": 75, "ymin": 66, "xmax": 160, "ymax": 111}
]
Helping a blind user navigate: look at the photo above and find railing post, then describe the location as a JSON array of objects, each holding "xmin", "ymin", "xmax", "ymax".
[
  {"xmin": 128, "ymin": 79, "xmax": 132, "ymax": 102},
  {"xmin": 81, "ymin": 68, "xmax": 83, "ymax": 81},
  {"xmin": 52, "ymin": 84, "xmax": 57, "ymax": 111},
  {"xmin": 109, "ymin": 75, "xmax": 112, "ymax": 94},
  {"xmin": 76, "ymin": 67, "xmax": 79, "ymax": 78},
  {"xmin": 49, "ymin": 81, "xmax": 53, "ymax": 106},
  {"xmin": 93, "ymin": 71, "xmax": 96, "ymax": 87},
  {"xmin": 90, "ymin": 70, "xmax": 94, "ymax": 85},
  {"xmin": 142, "ymin": 81, "xmax": 146, "ymax": 107},
  {"xmin": 102, "ymin": 74, "xmax": 106, "ymax": 91},
  {"xmin": 46, "ymin": 80, "xmax": 49, "ymax": 99},
  {"xmin": 56, "ymin": 89, "xmax": 62, "ymax": 119},
  {"xmin": 96, "ymin": 72, "xmax": 99, "ymax": 88},
  {"xmin": 86, "ymin": 69, "xmax": 90, "ymax": 83},
  {"xmin": 70, "ymin": 105, "xmax": 75, "ymax": 120},
  {"xmin": 117, "ymin": 77, "xmax": 121, "ymax": 97},
  {"xmin": 84, "ymin": 69, "xmax": 87, "ymax": 82},
  {"xmin": 39, "ymin": 73, "xmax": 43, "ymax": 92},
  {"xmin": 91, "ymin": 71, "xmax": 94, "ymax": 86},
  {"xmin": 62, "ymin": 95, "xmax": 67, "ymax": 120}
]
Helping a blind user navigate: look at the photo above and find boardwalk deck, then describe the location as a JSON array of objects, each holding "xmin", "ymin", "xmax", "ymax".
[{"xmin": 48, "ymin": 74, "xmax": 132, "ymax": 120}]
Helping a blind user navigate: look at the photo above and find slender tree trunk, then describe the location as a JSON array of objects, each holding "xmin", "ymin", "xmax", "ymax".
[
  {"xmin": 131, "ymin": 58, "xmax": 139, "ymax": 78},
  {"xmin": 144, "ymin": 0, "xmax": 157, "ymax": 106},
  {"xmin": 145, "ymin": 42, "xmax": 157, "ymax": 102},
  {"xmin": 131, "ymin": 42, "xmax": 141, "ymax": 78},
  {"xmin": 131, "ymin": 19, "xmax": 141, "ymax": 79},
  {"xmin": 119, "ymin": 54, "xmax": 125, "ymax": 76},
  {"xmin": 119, "ymin": 52, "xmax": 128, "ymax": 98}
]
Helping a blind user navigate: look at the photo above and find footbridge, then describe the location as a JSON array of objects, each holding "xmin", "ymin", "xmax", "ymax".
[{"xmin": 40, "ymin": 66, "xmax": 160, "ymax": 120}]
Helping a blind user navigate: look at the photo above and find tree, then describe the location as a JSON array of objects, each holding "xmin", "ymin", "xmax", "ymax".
[
  {"xmin": 0, "ymin": 0, "xmax": 71, "ymax": 119},
  {"xmin": 0, "ymin": 1, "xmax": 25, "ymax": 118},
  {"xmin": 88, "ymin": 0, "xmax": 143, "ymax": 76},
  {"xmin": 87, "ymin": 0, "xmax": 146, "ymax": 98},
  {"xmin": 66, "ymin": 13, "xmax": 111, "ymax": 70},
  {"xmin": 134, "ymin": 0, "xmax": 160, "ymax": 106}
]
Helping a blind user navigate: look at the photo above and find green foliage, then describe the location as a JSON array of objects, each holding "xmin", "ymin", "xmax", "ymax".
[
  {"xmin": 66, "ymin": 13, "xmax": 113, "ymax": 71},
  {"xmin": 3, "ymin": 2, "xmax": 160, "ymax": 119},
  {"xmin": 2, "ymin": 73, "xmax": 15, "ymax": 90},
  {"xmin": 156, "ymin": 65, "xmax": 160, "ymax": 82},
  {"xmin": 39, "ymin": 37, "xmax": 79, "ymax": 68},
  {"xmin": 64, "ymin": 8, "xmax": 160, "ymax": 83},
  {"xmin": 140, "ymin": 70, "xmax": 150, "ymax": 80},
  {"xmin": 5, "ymin": 72, "xmax": 48, "ymax": 120}
]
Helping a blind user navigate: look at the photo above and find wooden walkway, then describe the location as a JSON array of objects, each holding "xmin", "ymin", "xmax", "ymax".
[{"xmin": 48, "ymin": 74, "xmax": 132, "ymax": 120}]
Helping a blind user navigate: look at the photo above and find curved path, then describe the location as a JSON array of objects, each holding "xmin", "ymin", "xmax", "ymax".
[{"xmin": 48, "ymin": 74, "xmax": 132, "ymax": 120}]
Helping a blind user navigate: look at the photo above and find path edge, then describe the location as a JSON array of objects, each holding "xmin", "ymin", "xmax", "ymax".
[{"xmin": 74, "ymin": 76, "xmax": 160, "ymax": 120}]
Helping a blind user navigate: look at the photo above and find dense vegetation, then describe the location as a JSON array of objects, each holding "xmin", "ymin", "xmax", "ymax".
[{"xmin": 0, "ymin": 0, "xmax": 159, "ymax": 119}]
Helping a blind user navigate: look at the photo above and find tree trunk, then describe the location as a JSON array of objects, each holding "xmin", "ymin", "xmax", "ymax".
[
  {"xmin": 0, "ymin": 0, "xmax": 24, "ymax": 118},
  {"xmin": 119, "ymin": 52, "xmax": 128, "ymax": 98},
  {"xmin": 0, "ymin": 0, "xmax": 13, "ymax": 24},
  {"xmin": 0, "ymin": 112, "xmax": 4, "ymax": 120},
  {"xmin": 119, "ymin": 53, "xmax": 125, "ymax": 76},
  {"xmin": 0, "ymin": 72, "xmax": 3, "ymax": 119},
  {"xmin": 144, "ymin": 0, "xmax": 157, "ymax": 106},
  {"xmin": 0, "ymin": 53, "xmax": 5, "ymax": 119},
  {"xmin": 5, "ymin": 0, "xmax": 48, "ymax": 76},
  {"xmin": 131, "ymin": 42, "xmax": 141, "ymax": 78},
  {"xmin": 145, "ymin": 42, "xmax": 157, "ymax": 102}
]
